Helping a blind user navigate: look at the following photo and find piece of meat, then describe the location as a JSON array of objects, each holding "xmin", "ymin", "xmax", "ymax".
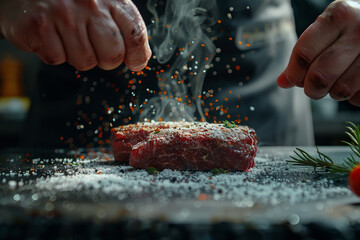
[
  {"xmin": 111, "ymin": 122, "xmax": 190, "ymax": 162},
  {"xmin": 112, "ymin": 122, "xmax": 257, "ymax": 171}
]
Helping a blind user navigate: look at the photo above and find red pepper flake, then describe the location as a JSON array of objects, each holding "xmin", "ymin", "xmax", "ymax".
[{"xmin": 198, "ymin": 193, "xmax": 210, "ymax": 201}]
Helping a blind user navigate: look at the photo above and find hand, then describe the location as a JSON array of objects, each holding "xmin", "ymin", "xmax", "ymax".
[
  {"xmin": 0, "ymin": 0, "xmax": 151, "ymax": 71},
  {"xmin": 277, "ymin": 0, "xmax": 360, "ymax": 106}
]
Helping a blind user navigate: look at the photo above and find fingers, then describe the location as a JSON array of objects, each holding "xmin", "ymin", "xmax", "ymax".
[
  {"xmin": 281, "ymin": 9, "xmax": 341, "ymax": 89},
  {"xmin": 29, "ymin": 17, "xmax": 66, "ymax": 66},
  {"xmin": 55, "ymin": 14, "xmax": 98, "ymax": 71},
  {"xmin": 111, "ymin": 0, "xmax": 151, "ymax": 71},
  {"xmin": 348, "ymin": 91, "xmax": 360, "ymax": 106},
  {"xmin": 278, "ymin": 0, "xmax": 360, "ymax": 107},
  {"xmin": 304, "ymin": 32, "xmax": 360, "ymax": 99},
  {"xmin": 88, "ymin": 13, "xmax": 125, "ymax": 70},
  {"xmin": 1, "ymin": 0, "xmax": 151, "ymax": 71},
  {"xmin": 329, "ymin": 55, "xmax": 360, "ymax": 103},
  {"xmin": 3, "ymin": 12, "xmax": 67, "ymax": 66},
  {"xmin": 277, "ymin": 71, "xmax": 293, "ymax": 88}
]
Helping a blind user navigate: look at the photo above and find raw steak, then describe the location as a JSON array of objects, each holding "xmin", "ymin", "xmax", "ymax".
[
  {"xmin": 111, "ymin": 122, "xmax": 190, "ymax": 162},
  {"xmin": 112, "ymin": 122, "xmax": 257, "ymax": 171}
]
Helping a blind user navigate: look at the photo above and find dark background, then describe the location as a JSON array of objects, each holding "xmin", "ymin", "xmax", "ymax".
[{"xmin": 0, "ymin": 0, "xmax": 359, "ymax": 148}]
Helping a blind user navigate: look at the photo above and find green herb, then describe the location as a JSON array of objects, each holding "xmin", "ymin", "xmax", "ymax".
[
  {"xmin": 223, "ymin": 120, "xmax": 237, "ymax": 128},
  {"xmin": 154, "ymin": 130, "xmax": 161, "ymax": 134},
  {"xmin": 146, "ymin": 167, "xmax": 159, "ymax": 175},
  {"xmin": 288, "ymin": 122, "xmax": 360, "ymax": 174},
  {"xmin": 210, "ymin": 168, "xmax": 229, "ymax": 175}
]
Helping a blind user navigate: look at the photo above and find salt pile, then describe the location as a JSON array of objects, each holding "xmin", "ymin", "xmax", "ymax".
[{"xmin": 0, "ymin": 148, "xmax": 356, "ymax": 224}]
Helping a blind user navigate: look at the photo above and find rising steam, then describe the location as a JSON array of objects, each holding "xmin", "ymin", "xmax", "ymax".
[{"xmin": 140, "ymin": 0, "xmax": 217, "ymax": 122}]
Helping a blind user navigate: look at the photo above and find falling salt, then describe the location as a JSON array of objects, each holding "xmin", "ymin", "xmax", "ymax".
[
  {"xmin": 32, "ymin": 194, "xmax": 39, "ymax": 201},
  {"xmin": 8, "ymin": 180, "xmax": 17, "ymax": 189},
  {"xmin": 13, "ymin": 194, "xmax": 21, "ymax": 201}
]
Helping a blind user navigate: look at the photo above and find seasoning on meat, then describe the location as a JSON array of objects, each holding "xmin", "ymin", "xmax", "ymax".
[{"xmin": 111, "ymin": 122, "xmax": 257, "ymax": 171}]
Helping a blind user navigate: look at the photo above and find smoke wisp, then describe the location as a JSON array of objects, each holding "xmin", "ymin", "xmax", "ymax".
[{"xmin": 140, "ymin": 0, "xmax": 217, "ymax": 122}]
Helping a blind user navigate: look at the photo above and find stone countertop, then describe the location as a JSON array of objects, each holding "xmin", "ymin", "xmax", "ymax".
[{"xmin": 0, "ymin": 146, "xmax": 359, "ymax": 239}]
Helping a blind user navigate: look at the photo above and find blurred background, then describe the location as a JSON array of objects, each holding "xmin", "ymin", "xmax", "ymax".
[{"xmin": 0, "ymin": 0, "xmax": 359, "ymax": 149}]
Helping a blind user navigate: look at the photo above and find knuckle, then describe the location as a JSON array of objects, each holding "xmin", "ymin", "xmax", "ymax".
[
  {"xmin": 306, "ymin": 70, "xmax": 331, "ymax": 91},
  {"xmin": 88, "ymin": 0, "xmax": 100, "ymax": 10},
  {"xmin": 108, "ymin": 52, "xmax": 125, "ymax": 64},
  {"xmin": 64, "ymin": 18, "xmax": 78, "ymax": 31},
  {"xmin": 29, "ymin": 13, "xmax": 47, "ymax": 29},
  {"xmin": 53, "ymin": 1, "xmax": 77, "ymax": 31},
  {"xmin": 293, "ymin": 46, "xmax": 312, "ymax": 71},
  {"xmin": 321, "ymin": 1, "xmax": 353, "ymax": 25},
  {"xmin": 99, "ymin": 52, "xmax": 124, "ymax": 70},
  {"xmin": 329, "ymin": 82, "xmax": 353, "ymax": 100},
  {"xmin": 128, "ymin": 25, "xmax": 148, "ymax": 47},
  {"xmin": 347, "ymin": 22, "xmax": 360, "ymax": 43}
]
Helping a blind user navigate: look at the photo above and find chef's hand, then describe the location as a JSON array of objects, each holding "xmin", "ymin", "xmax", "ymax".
[
  {"xmin": 0, "ymin": 0, "xmax": 151, "ymax": 71},
  {"xmin": 277, "ymin": 0, "xmax": 360, "ymax": 106}
]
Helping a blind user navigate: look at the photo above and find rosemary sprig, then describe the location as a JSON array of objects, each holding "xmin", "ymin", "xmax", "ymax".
[
  {"xmin": 342, "ymin": 122, "xmax": 360, "ymax": 159},
  {"xmin": 287, "ymin": 147, "xmax": 334, "ymax": 174},
  {"xmin": 288, "ymin": 122, "xmax": 360, "ymax": 175}
]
